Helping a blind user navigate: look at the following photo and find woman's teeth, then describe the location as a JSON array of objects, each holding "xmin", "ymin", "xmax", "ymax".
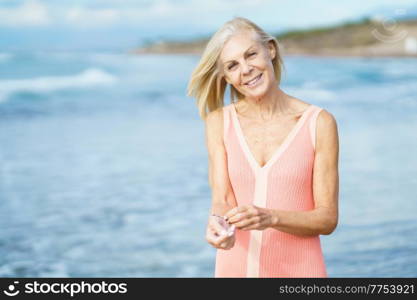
[{"xmin": 245, "ymin": 73, "xmax": 262, "ymax": 87}]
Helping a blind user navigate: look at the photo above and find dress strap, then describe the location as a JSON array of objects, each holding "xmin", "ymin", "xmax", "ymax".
[{"xmin": 309, "ymin": 106, "xmax": 323, "ymax": 151}]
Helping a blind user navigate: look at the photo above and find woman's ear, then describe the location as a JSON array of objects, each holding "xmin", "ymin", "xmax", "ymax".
[{"xmin": 268, "ymin": 41, "xmax": 276, "ymax": 60}]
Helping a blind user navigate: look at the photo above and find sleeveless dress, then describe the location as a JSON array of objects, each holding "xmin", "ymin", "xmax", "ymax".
[{"xmin": 214, "ymin": 102, "xmax": 327, "ymax": 278}]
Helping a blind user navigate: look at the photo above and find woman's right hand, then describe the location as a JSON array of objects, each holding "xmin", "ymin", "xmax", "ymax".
[{"xmin": 206, "ymin": 216, "xmax": 235, "ymax": 250}]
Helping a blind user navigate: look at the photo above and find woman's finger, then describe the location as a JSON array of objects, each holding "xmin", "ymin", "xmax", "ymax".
[
  {"xmin": 216, "ymin": 232, "xmax": 230, "ymax": 244},
  {"xmin": 239, "ymin": 217, "xmax": 266, "ymax": 230},
  {"xmin": 240, "ymin": 224, "xmax": 256, "ymax": 231},
  {"xmin": 234, "ymin": 218, "xmax": 254, "ymax": 229},
  {"xmin": 228, "ymin": 212, "xmax": 246, "ymax": 224},
  {"xmin": 220, "ymin": 235, "xmax": 235, "ymax": 250}
]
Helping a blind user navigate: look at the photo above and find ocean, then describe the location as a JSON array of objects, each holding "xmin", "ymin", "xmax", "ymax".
[{"xmin": 0, "ymin": 51, "xmax": 416, "ymax": 277}]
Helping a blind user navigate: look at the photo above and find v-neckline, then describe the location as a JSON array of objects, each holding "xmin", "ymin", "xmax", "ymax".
[{"xmin": 231, "ymin": 102, "xmax": 314, "ymax": 172}]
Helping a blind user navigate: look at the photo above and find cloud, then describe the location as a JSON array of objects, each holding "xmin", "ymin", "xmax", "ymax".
[
  {"xmin": 61, "ymin": 0, "xmax": 274, "ymax": 28},
  {"xmin": 0, "ymin": 0, "xmax": 50, "ymax": 27},
  {"xmin": 66, "ymin": 7, "xmax": 121, "ymax": 27},
  {"xmin": 2, "ymin": 0, "xmax": 417, "ymax": 30}
]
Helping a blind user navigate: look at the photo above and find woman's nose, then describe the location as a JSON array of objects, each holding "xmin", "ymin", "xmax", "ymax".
[{"xmin": 241, "ymin": 61, "xmax": 253, "ymax": 75}]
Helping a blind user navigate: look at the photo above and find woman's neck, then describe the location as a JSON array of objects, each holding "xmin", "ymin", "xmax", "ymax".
[{"xmin": 239, "ymin": 88, "xmax": 291, "ymax": 121}]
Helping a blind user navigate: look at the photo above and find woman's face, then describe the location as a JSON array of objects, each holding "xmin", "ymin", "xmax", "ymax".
[{"xmin": 219, "ymin": 30, "xmax": 276, "ymax": 99}]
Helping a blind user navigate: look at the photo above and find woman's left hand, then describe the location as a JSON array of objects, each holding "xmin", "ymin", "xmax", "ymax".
[{"xmin": 224, "ymin": 205, "xmax": 276, "ymax": 231}]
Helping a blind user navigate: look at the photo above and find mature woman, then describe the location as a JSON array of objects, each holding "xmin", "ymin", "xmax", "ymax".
[{"xmin": 187, "ymin": 17, "xmax": 339, "ymax": 278}]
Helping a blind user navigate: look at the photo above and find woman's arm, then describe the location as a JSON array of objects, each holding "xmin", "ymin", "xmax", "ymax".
[
  {"xmin": 269, "ymin": 109, "xmax": 339, "ymax": 236},
  {"xmin": 225, "ymin": 109, "xmax": 339, "ymax": 236},
  {"xmin": 205, "ymin": 108, "xmax": 238, "ymax": 216}
]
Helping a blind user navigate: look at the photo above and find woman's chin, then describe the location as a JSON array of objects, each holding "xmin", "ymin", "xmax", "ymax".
[{"xmin": 245, "ymin": 87, "xmax": 269, "ymax": 99}]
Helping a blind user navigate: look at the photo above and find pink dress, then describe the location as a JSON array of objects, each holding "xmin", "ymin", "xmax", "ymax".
[{"xmin": 214, "ymin": 102, "xmax": 328, "ymax": 278}]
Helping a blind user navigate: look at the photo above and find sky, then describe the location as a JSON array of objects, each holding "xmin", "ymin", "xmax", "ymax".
[{"xmin": 0, "ymin": 0, "xmax": 416, "ymax": 52}]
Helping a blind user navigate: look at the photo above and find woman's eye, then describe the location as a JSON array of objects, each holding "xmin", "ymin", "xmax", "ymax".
[
  {"xmin": 228, "ymin": 64, "xmax": 236, "ymax": 70},
  {"xmin": 249, "ymin": 52, "xmax": 257, "ymax": 57}
]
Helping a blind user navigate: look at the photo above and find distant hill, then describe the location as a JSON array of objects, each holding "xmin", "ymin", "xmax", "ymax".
[{"xmin": 132, "ymin": 18, "xmax": 417, "ymax": 57}]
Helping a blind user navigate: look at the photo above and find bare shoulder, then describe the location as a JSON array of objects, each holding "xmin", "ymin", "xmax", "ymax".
[
  {"xmin": 205, "ymin": 107, "xmax": 224, "ymax": 126},
  {"xmin": 316, "ymin": 108, "xmax": 339, "ymax": 151},
  {"xmin": 317, "ymin": 109, "xmax": 338, "ymax": 132},
  {"xmin": 205, "ymin": 106, "xmax": 225, "ymax": 146}
]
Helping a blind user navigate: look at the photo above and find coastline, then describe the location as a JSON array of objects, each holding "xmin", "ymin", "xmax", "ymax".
[{"xmin": 131, "ymin": 18, "xmax": 417, "ymax": 58}]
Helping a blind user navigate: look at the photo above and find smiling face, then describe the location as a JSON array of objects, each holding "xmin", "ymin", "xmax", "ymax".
[{"xmin": 219, "ymin": 30, "xmax": 277, "ymax": 99}]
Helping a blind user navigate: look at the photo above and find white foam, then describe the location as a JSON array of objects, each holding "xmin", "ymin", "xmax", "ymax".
[{"xmin": 0, "ymin": 68, "xmax": 117, "ymax": 103}]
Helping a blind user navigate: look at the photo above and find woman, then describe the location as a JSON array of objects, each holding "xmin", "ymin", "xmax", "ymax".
[{"xmin": 187, "ymin": 17, "xmax": 339, "ymax": 278}]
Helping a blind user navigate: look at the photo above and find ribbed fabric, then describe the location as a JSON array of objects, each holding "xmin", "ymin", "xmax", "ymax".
[{"xmin": 214, "ymin": 102, "xmax": 327, "ymax": 278}]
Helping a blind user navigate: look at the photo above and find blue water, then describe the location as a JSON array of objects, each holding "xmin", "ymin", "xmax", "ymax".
[{"xmin": 0, "ymin": 51, "xmax": 416, "ymax": 277}]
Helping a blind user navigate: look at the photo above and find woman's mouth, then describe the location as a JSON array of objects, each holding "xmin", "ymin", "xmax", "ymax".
[{"xmin": 244, "ymin": 73, "xmax": 263, "ymax": 88}]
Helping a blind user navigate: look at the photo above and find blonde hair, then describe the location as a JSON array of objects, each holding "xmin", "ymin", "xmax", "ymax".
[{"xmin": 187, "ymin": 17, "xmax": 284, "ymax": 120}]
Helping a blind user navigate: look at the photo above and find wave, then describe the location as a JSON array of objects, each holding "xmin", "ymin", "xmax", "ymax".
[{"xmin": 0, "ymin": 68, "xmax": 117, "ymax": 103}]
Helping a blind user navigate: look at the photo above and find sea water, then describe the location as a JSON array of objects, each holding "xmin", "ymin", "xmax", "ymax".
[{"xmin": 0, "ymin": 52, "xmax": 416, "ymax": 277}]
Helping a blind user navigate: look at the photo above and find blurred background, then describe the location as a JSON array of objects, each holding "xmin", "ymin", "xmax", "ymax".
[{"xmin": 0, "ymin": 0, "xmax": 416, "ymax": 277}]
